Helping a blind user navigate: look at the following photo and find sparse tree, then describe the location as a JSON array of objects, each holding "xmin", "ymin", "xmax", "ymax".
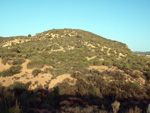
[{"xmin": 28, "ymin": 34, "xmax": 31, "ymax": 37}]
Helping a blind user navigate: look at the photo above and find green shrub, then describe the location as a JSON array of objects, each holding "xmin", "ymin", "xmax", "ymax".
[
  {"xmin": 145, "ymin": 71, "xmax": 150, "ymax": 80},
  {"xmin": 113, "ymin": 60, "xmax": 121, "ymax": 67},
  {"xmin": 58, "ymin": 89, "xmax": 65, "ymax": 95},
  {"xmin": 8, "ymin": 82, "xmax": 27, "ymax": 91},
  {"xmin": 27, "ymin": 60, "xmax": 44, "ymax": 69},
  {"xmin": 54, "ymin": 68, "xmax": 67, "ymax": 76},
  {"xmin": 133, "ymin": 65, "xmax": 143, "ymax": 71},
  {"xmin": 0, "ymin": 66, "xmax": 22, "ymax": 77},
  {"xmin": 10, "ymin": 47, "xmax": 21, "ymax": 53},
  {"xmin": 32, "ymin": 69, "xmax": 41, "ymax": 77},
  {"xmin": 146, "ymin": 68, "xmax": 150, "ymax": 71},
  {"xmin": 90, "ymin": 69, "xmax": 101, "ymax": 75},
  {"xmin": 103, "ymin": 60, "xmax": 112, "ymax": 66},
  {"xmin": 28, "ymin": 34, "xmax": 31, "ymax": 37},
  {"xmin": 12, "ymin": 58, "xmax": 25, "ymax": 65},
  {"xmin": 1, "ymin": 57, "xmax": 10, "ymax": 65},
  {"xmin": 92, "ymin": 59, "xmax": 103, "ymax": 65},
  {"xmin": 88, "ymin": 87, "xmax": 101, "ymax": 97}
]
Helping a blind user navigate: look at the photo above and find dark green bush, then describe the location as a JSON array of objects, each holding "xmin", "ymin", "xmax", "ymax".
[
  {"xmin": 0, "ymin": 85, "xmax": 22, "ymax": 113},
  {"xmin": 32, "ymin": 69, "xmax": 41, "ymax": 77},
  {"xmin": 0, "ymin": 66, "xmax": 22, "ymax": 77},
  {"xmin": 145, "ymin": 71, "xmax": 150, "ymax": 80},
  {"xmin": 133, "ymin": 64, "xmax": 143, "ymax": 71},
  {"xmin": 27, "ymin": 60, "xmax": 44, "ymax": 69},
  {"xmin": 1, "ymin": 57, "xmax": 10, "ymax": 65},
  {"xmin": 103, "ymin": 60, "xmax": 113, "ymax": 66},
  {"xmin": 8, "ymin": 82, "xmax": 29, "ymax": 97},
  {"xmin": 28, "ymin": 34, "xmax": 31, "ymax": 37},
  {"xmin": 88, "ymin": 86, "xmax": 101, "ymax": 97},
  {"xmin": 91, "ymin": 59, "xmax": 103, "ymax": 65},
  {"xmin": 12, "ymin": 58, "xmax": 25, "ymax": 65},
  {"xmin": 8, "ymin": 82, "xmax": 27, "ymax": 91},
  {"xmin": 146, "ymin": 68, "xmax": 150, "ymax": 71},
  {"xmin": 10, "ymin": 47, "xmax": 21, "ymax": 53},
  {"xmin": 90, "ymin": 69, "xmax": 101, "ymax": 75},
  {"xmin": 113, "ymin": 60, "xmax": 121, "ymax": 67}
]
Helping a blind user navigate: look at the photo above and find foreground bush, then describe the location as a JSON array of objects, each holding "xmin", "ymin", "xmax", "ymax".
[{"xmin": 0, "ymin": 85, "xmax": 22, "ymax": 113}]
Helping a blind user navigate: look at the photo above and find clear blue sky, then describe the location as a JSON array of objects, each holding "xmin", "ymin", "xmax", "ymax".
[{"xmin": 0, "ymin": 0, "xmax": 150, "ymax": 51}]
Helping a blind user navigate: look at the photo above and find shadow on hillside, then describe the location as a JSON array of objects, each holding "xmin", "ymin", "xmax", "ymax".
[{"xmin": 0, "ymin": 84, "xmax": 149, "ymax": 113}]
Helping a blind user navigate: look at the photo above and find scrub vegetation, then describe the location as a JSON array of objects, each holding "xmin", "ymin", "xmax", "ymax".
[{"xmin": 0, "ymin": 29, "xmax": 150, "ymax": 113}]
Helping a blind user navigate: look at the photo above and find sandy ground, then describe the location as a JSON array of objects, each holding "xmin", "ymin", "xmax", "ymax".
[{"xmin": 0, "ymin": 59, "xmax": 77, "ymax": 90}]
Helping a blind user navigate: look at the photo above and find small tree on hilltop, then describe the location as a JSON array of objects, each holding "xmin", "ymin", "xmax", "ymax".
[{"xmin": 28, "ymin": 34, "xmax": 31, "ymax": 37}]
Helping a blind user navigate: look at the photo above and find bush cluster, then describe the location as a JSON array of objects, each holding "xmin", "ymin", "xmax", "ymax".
[
  {"xmin": 32, "ymin": 69, "xmax": 41, "ymax": 77},
  {"xmin": 0, "ymin": 65, "xmax": 22, "ymax": 77}
]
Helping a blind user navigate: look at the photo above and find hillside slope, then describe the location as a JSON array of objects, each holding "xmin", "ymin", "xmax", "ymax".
[
  {"xmin": 0, "ymin": 29, "xmax": 150, "ymax": 113},
  {"xmin": 1, "ymin": 29, "xmax": 149, "ymax": 71}
]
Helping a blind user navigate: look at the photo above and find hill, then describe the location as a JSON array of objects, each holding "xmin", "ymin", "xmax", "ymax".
[
  {"xmin": 134, "ymin": 51, "xmax": 150, "ymax": 55},
  {"xmin": 0, "ymin": 29, "xmax": 150, "ymax": 113}
]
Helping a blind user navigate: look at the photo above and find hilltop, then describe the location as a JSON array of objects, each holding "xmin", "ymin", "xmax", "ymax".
[
  {"xmin": 1, "ymin": 29, "xmax": 149, "ymax": 71},
  {"xmin": 134, "ymin": 51, "xmax": 150, "ymax": 56},
  {"xmin": 0, "ymin": 29, "xmax": 150, "ymax": 113}
]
